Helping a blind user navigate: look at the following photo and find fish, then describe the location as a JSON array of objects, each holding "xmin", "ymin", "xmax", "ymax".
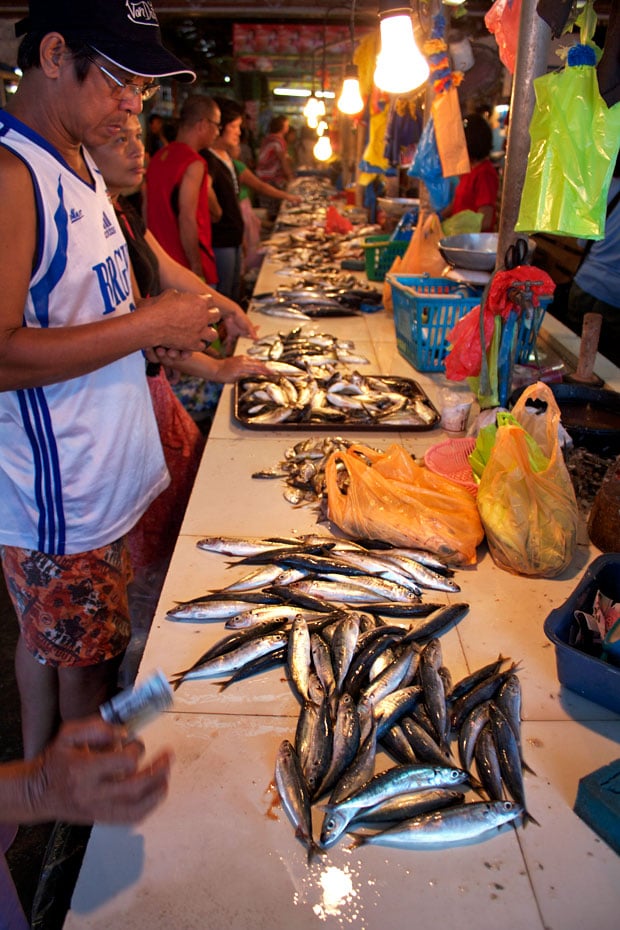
[
  {"xmin": 274, "ymin": 740, "xmax": 322, "ymax": 862},
  {"xmin": 330, "ymin": 612, "xmax": 360, "ymax": 693},
  {"xmin": 488, "ymin": 703, "xmax": 539, "ymax": 826},
  {"xmin": 419, "ymin": 639, "xmax": 449, "ymax": 750},
  {"xmin": 166, "ymin": 598, "xmax": 276, "ymax": 622},
  {"xmin": 457, "ymin": 700, "xmax": 492, "ymax": 774},
  {"xmin": 287, "ymin": 615, "xmax": 312, "ymax": 703},
  {"xmin": 348, "ymin": 787, "xmax": 466, "ymax": 826},
  {"xmin": 349, "ymin": 800, "xmax": 523, "ymax": 848},
  {"xmin": 400, "ymin": 716, "xmax": 454, "ymax": 768},
  {"xmin": 315, "ymin": 693, "xmax": 361, "ymax": 799},
  {"xmin": 474, "ymin": 723, "xmax": 504, "ymax": 802},
  {"xmin": 196, "ymin": 536, "xmax": 302, "ymax": 556},
  {"xmin": 170, "ymin": 630, "xmax": 289, "ymax": 688}
]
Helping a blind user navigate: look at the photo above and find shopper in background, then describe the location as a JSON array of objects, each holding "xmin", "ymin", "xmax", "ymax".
[
  {"xmin": 146, "ymin": 111, "xmax": 169, "ymax": 158},
  {"xmin": 0, "ymin": 0, "xmax": 222, "ymax": 760},
  {"xmin": 1, "ymin": 715, "xmax": 172, "ymax": 929},
  {"xmin": 88, "ymin": 115, "xmax": 269, "ymax": 616},
  {"xmin": 145, "ymin": 94, "xmax": 222, "ymax": 285},
  {"xmin": 566, "ymin": 154, "xmax": 620, "ymax": 368},
  {"xmin": 203, "ymin": 98, "xmax": 303, "ymax": 302},
  {"xmin": 255, "ymin": 114, "xmax": 295, "ymax": 219},
  {"xmin": 443, "ymin": 112, "xmax": 499, "ymax": 232}
]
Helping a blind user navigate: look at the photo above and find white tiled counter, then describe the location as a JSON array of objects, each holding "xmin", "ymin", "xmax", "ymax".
[{"xmin": 64, "ymin": 247, "xmax": 620, "ymax": 930}]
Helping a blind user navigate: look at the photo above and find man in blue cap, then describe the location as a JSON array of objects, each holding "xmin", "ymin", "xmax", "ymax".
[{"xmin": 0, "ymin": 0, "xmax": 213, "ymax": 761}]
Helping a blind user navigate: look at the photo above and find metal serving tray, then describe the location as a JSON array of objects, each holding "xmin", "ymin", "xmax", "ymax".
[{"xmin": 233, "ymin": 376, "xmax": 440, "ymax": 431}]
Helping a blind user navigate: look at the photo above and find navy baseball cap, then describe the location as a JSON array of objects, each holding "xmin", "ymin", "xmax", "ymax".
[{"xmin": 15, "ymin": 0, "xmax": 196, "ymax": 82}]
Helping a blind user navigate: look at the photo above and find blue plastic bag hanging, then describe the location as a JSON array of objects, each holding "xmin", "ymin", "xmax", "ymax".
[
  {"xmin": 515, "ymin": 43, "xmax": 620, "ymax": 238},
  {"xmin": 408, "ymin": 116, "xmax": 453, "ymax": 214}
]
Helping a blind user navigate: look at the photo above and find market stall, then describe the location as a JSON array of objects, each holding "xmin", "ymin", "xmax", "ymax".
[{"xmin": 63, "ymin": 182, "xmax": 620, "ymax": 928}]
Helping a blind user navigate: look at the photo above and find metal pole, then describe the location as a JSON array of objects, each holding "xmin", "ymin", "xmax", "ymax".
[{"xmin": 496, "ymin": 0, "xmax": 552, "ymax": 268}]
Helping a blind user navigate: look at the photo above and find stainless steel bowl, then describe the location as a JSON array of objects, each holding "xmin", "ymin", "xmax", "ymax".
[
  {"xmin": 378, "ymin": 197, "xmax": 420, "ymax": 218},
  {"xmin": 438, "ymin": 233, "xmax": 499, "ymax": 271}
]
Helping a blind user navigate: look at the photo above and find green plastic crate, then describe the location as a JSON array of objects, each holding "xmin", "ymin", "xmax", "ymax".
[{"xmin": 363, "ymin": 235, "xmax": 409, "ymax": 282}]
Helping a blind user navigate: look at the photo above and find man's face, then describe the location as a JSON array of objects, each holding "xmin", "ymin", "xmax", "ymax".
[
  {"xmin": 201, "ymin": 106, "xmax": 221, "ymax": 148},
  {"xmin": 73, "ymin": 52, "xmax": 156, "ymax": 147}
]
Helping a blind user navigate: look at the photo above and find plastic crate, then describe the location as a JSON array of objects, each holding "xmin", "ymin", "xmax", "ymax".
[
  {"xmin": 388, "ymin": 274, "xmax": 480, "ymax": 372},
  {"xmin": 363, "ymin": 235, "xmax": 410, "ymax": 282},
  {"xmin": 543, "ymin": 554, "xmax": 620, "ymax": 714}
]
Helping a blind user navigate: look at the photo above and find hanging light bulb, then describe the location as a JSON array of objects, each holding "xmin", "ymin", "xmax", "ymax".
[
  {"xmin": 337, "ymin": 64, "xmax": 364, "ymax": 116},
  {"xmin": 314, "ymin": 131, "xmax": 333, "ymax": 162},
  {"xmin": 303, "ymin": 93, "xmax": 326, "ymax": 129},
  {"xmin": 374, "ymin": 2, "xmax": 429, "ymax": 95}
]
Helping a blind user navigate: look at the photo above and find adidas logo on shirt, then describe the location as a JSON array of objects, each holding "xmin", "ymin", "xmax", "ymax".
[{"xmin": 102, "ymin": 211, "xmax": 117, "ymax": 239}]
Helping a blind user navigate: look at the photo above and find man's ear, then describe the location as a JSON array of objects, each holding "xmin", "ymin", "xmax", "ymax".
[{"xmin": 39, "ymin": 33, "xmax": 68, "ymax": 77}]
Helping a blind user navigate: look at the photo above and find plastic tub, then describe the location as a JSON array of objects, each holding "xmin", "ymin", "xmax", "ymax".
[{"xmin": 543, "ymin": 554, "xmax": 620, "ymax": 714}]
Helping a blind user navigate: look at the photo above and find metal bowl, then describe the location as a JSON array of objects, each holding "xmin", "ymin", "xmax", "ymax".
[
  {"xmin": 438, "ymin": 233, "xmax": 499, "ymax": 271},
  {"xmin": 378, "ymin": 197, "xmax": 420, "ymax": 218}
]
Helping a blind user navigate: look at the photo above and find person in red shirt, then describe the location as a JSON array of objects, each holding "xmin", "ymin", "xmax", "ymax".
[
  {"xmin": 146, "ymin": 95, "xmax": 222, "ymax": 284},
  {"xmin": 445, "ymin": 113, "xmax": 499, "ymax": 232}
]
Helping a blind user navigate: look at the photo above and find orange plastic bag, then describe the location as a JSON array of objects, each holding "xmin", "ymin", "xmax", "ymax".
[
  {"xmin": 432, "ymin": 87, "xmax": 470, "ymax": 178},
  {"xmin": 325, "ymin": 442, "xmax": 484, "ymax": 565},
  {"xmin": 400, "ymin": 212, "xmax": 446, "ymax": 277},
  {"xmin": 476, "ymin": 382, "xmax": 578, "ymax": 577}
]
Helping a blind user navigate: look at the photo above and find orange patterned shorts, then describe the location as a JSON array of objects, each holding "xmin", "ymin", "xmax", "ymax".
[{"xmin": 1, "ymin": 539, "xmax": 132, "ymax": 668}]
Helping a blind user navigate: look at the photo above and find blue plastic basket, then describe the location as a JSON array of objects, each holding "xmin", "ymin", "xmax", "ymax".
[{"xmin": 388, "ymin": 275, "xmax": 480, "ymax": 373}]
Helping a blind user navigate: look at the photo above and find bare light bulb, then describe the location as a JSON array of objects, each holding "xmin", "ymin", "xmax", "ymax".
[
  {"xmin": 314, "ymin": 133, "xmax": 333, "ymax": 162},
  {"xmin": 303, "ymin": 94, "xmax": 326, "ymax": 129},
  {"xmin": 337, "ymin": 65, "xmax": 364, "ymax": 115},
  {"xmin": 374, "ymin": 11, "xmax": 429, "ymax": 94}
]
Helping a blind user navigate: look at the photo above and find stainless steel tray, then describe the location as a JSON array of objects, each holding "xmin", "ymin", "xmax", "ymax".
[{"xmin": 233, "ymin": 376, "xmax": 440, "ymax": 431}]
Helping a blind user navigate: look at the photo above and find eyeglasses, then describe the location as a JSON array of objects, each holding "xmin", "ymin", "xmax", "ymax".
[
  {"xmin": 87, "ymin": 56, "xmax": 160, "ymax": 103},
  {"xmin": 206, "ymin": 117, "xmax": 222, "ymax": 131}
]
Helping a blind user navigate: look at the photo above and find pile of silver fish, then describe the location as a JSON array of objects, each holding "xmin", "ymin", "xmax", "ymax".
[
  {"xmin": 236, "ymin": 362, "xmax": 438, "ymax": 429},
  {"xmin": 167, "ymin": 535, "xmax": 534, "ymax": 857},
  {"xmin": 252, "ymin": 436, "xmax": 359, "ymax": 508},
  {"xmin": 247, "ymin": 328, "xmax": 371, "ymax": 366}
]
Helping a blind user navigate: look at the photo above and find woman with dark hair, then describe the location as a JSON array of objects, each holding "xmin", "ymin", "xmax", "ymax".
[
  {"xmin": 255, "ymin": 114, "xmax": 295, "ymax": 218},
  {"xmin": 444, "ymin": 112, "xmax": 499, "ymax": 232},
  {"xmin": 202, "ymin": 100, "xmax": 301, "ymax": 299}
]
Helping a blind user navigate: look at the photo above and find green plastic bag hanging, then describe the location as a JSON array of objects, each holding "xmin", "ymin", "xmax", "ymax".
[{"xmin": 515, "ymin": 44, "xmax": 620, "ymax": 239}]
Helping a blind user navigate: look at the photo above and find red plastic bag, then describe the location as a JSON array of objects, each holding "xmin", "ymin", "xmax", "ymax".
[
  {"xmin": 485, "ymin": 0, "xmax": 523, "ymax": 74},
  {"xmin": 325, "ymin": 205, "xmax": 353, "ymax": 235}
]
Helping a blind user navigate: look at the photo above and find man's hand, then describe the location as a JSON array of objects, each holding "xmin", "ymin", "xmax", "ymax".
[
  {"xmin": 27, "ymin": 717, "xmax": 172, "ymax": 825},
  {"xmin": 136, "ymin": 290, "xmax": 221, "ymax": 357}
]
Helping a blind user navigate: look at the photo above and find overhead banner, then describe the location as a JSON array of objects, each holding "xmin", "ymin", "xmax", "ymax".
[{"xmin": 233, "ymin": 23, "xmax": 351, "ymax": 59}]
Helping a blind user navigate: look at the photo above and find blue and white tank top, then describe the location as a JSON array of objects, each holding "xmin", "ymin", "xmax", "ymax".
[{"xmin": 0, "ymin": 112, "xmax": 169, "ymax": 554}]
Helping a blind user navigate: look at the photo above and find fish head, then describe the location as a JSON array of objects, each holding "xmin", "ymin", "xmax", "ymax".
[{"xmin": 319, "ymin": 808, "xmax": 352, "ymax": 849}]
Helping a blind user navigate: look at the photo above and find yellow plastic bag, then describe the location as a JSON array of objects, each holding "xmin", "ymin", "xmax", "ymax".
[
  {"xmin": 325, "ymin": 442, "xmax": 484, "ymax": 566},
  {"xmin": 476, "ymin": 382, "xmax": 578, "ymax": 577}
]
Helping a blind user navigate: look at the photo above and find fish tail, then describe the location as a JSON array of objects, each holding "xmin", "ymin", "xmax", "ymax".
[
  {"xmin": 307, "ymin": 841, "xmax": 325, "ymax": 865},
  {"xmin": 523, "ymin": 808, "xmax": 541, "ymax": 828}
]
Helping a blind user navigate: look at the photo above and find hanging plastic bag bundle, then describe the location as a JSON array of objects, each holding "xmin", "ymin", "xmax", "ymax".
[
  {"xmin": 473, "ymin": 382, "xmax": 578, "ymax": 577},
  {"xmin": 515, "ymin": 42, "xmax": 620, "ymax": 239},
  {"xmin": 408, "ymin": 116, "xmax": 454, "ymax": 215},
  {"xmin": 324, "ymin": 442, "xmax": 484, "ymax": 566},
  {"xmin": 423, "ymin": 13, "xmax": 470, "ymax": 179}
]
